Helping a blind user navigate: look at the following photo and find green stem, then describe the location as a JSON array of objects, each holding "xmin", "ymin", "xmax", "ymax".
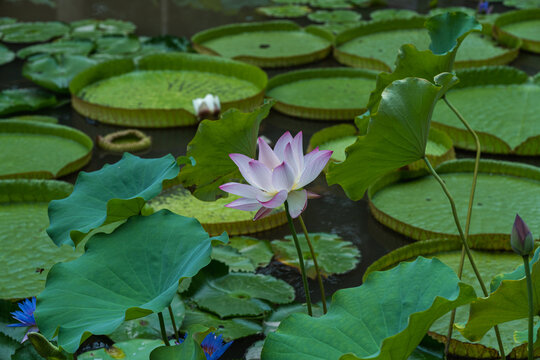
[
  {"xmin": 158, "ymin": 312, "xmax": 170, "ymax": 346},
  {"xmin": 524, "ymin": 255, "xmax": 534, "ymax": 360},
  {"xmin": 423, "ymin": 156, "xmax": 505, "ymax": 359},
  {"xmin": 284, "ymin": 201, "xmax": 313, "ymax": 316},
  {"xmin": 168, "ymin": 305, "xmax": 180, "ymax": 343},
  {"xmin": 298, "ymin": 215, "xmax": 327, "ymax": 314}
]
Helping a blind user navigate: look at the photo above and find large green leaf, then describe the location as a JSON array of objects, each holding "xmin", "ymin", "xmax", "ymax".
[
  {"xmin": 0, "ymin": 44, "xmax": 15, "ymax": 66},
  {"xmin": 326, "ymin": 73, "xmax": 458, "ymax": 200},
  {"xmin": 35, "ymin": 210, "xmax": 227, "ymax": 353},
  {"xmin": 0, "ymin": 88, "xmax": 58, "ymax": 116},
  {"xmin": 179, "ymin": 101, "xmax": 273, "ymax": 200},
  {"xmin": 95, "ymin": 35, "xmax": 141, "ymax": 55},
  {"xmin": 0, "ymin": 21, "xmax": 69, "ymax": 43},
  {"xmin": 261, "ymin": 257, "xmax": 476, "ymax": 360},
  {"xmin": 78, "ymin": 339, "xmax": 164, "ymax": 360},
  {"xmin": 150, "ymin": 327, "xmax": 209, "ymax": 360},
  {"xmin": 47, "ymin": 152, "xmax": 179, "ymax": 247},
  {"xmin": 17, "ymin": 39, "xmax": 94, "ymax": 59},
  {"xmin": 23, "ymin": 55, "xmax": 98, "ymax": 93}
]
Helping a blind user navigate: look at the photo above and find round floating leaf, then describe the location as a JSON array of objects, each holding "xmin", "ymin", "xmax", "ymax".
[
  {"xmin": 308, "ymin": 10, "xmax": 361, "ymax": 23},
  {"xmin": 262, "ymin": 257, "xmax": 476, "ymax": 360},
  {"xmin": 326, "ymin": 73, "xmax": 458, "ymax": 201},
  {"xmin": 36, "ymin": 210, "xmax": 227, "ymax": 353},
  {"xmin": 315, "ymin": 22, "xmax": 359, "ymax": 34},
  {"xmin": 494, "ymin": 9, "xmax": 540, "ymax": 53},
  {"xmin": 212, "ymin": 236, "xmax": 273, "ymax": 272},
  {"xmin": 308, "ymin": 0, "xmax": 352, "ymax": 9},
  {"xmin": 97, "ymin": 129, "xmax": 152, "ymax": 153},
  {"xmin": 0, "ymin": 180, "xmax": 81, "ymax": 300},
  {"xmin": 2, "ymin": 115, "xmax": 58, "ymax": 124},
  {"xmin": 70, "ymin": 19, "xmax": 136, "ymax": 39},
  {"xmin": 23, "ymin": 55, "xmax": 98, "ymax": 93},
  {"xmin": 272, "ymin": 232, "xmax": 361, "ymax": 278},
  {"xmin": 17, "ymin": 39, "xmax": 94, "ymax": 59},
  {"xmin": 0, "ymin": 22, "xmax": 69, "ymax": 43},
  {"xmin": 191, "ymin": 273, "xmax": 295, "ymax": 318},
  {"xmin": 267, "ymin": 68, "xmax": 376, "ymax": 120},
  {"xmin": 150, "ymin": 327, "xmax": 208, "ymax": 360},
  {"xmin": 263, "ymin": 303, "xmax": 325, "ymax": 335},
  {"xmin": 256, "ymin": 5, "xmax": 312, "ymax": 18},
  {"xmin": 0, "ymin": 88, "xmax": 58, "ymax": 116},
  {"xmin": 47, "ymin": 152, "xmax": 179, "ymax": 247},
  {"xmin": 0, "ymin": 17, "xmax": 16, "ymax": 26},
  {"xmin": 370, "ymin": 9, "xmax": 421, "ymax": 21},
  {"xmin": 95, "ymin": 35, "xmax": 141, "ymax": 55},
  {"xmin": 0, "ymin": 44, "xmax": 15, "ymax": 66},
  {"xmin": 181, "ymin": 308, "xmax": 262, "ymax": 341},
  {"xmin": 78, "ymin": 339, "xmax": 163, "ymax": 360},
  {"xmin": 0, "ymin": 120, "xmax": 93, "ymax": 179},
  {"xmin": 138, "ymin": 35, "xmax": 191, "ymax": 54},
  {"xmin": 272, "ymin": 0, "xmax": 309, "ymax": 3},
  {"xmin": 428, "ymin": 7, "xmax": 477, "ymax": 17},
  {"xmin": 212, "ymin": 245, "xmax": 257, "ymax": 272},
  {"xmin": 192, "ymin": 21, "xmax": 333, "ymax": 68}
]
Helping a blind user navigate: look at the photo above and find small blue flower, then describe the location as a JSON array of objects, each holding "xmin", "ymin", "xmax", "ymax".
[
  {"xmin": 7, "ymin": 297, "xmax": 38, "ymax": 343},
  {"xmin": 478, "ymin": 1, "xmax": 493, "ymax": 14},
  {"xmin": 201, "ymin": 333, "xmax": 233, "ymax": 360}
]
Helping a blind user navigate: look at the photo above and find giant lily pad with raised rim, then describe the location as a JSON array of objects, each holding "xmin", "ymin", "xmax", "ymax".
[
  {"xmin": 0, "ymin": 120, "xmax": 93, "ymax": 179},
  {"xmin": 35, "ymin": 210, "xmax": 227, "ymax": 353},
  {"xmin": 494, "ymin": 9, "xmax": 540, "ymax": 53},
  {"xmin": 368, "ymin": 159, "xmax": 540, "ymax": 244},
  {"xmin": 0, "ymin": 22, "xmax": 69, "ymax": 43},
  {"xmin": 0, "ymin": 88, "xmax": 58, "ymax": 117},
  {"xmin": 266, "ymin": 68, "xmax": 377, "ymax": 120},
  {"xmin": 432, "ymin": 66, "xmax": 540, "ymax": 155},
  {"xmin": 261, "ymin": 257, "xmax": 476, "ymax": 360},
  {"xmin": 191, "ymin": 21, "xmax": 334, "ymax": 68},
  {"xmin": 149, "ymin": 185, "xmax": 286, "ymax": 236},
  {"xmin": 70, "ymin": 53, "xmax": 267, "ymax": 127},
  {"xmin": 334, "ymin": 18, "xmax": 521, "ymax": 71},
  {"xmin": 363, "ymin": 239, "xmax": 540, "ymax": 358},
  {"xmin": 0, "ymin": 180, "xmax": 80, "ymax": 300}
]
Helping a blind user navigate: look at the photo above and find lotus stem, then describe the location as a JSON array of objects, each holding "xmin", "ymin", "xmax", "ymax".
[
  {"xmin": 284, "ymin": 201, "xmax": 313, "ymax": 316},
  {"xmin": 523, "ymin": 255, "xmax": 534, "ymax": 360},
  {"xmin": 298, "ymin": 215, "xmax": 327, "ymax": 314},
  {"xmin": 168, "ymin": 305, "xmax": 180, "ymax": 343},
  {"xmin": 423, "ymin": 156, "xmax": 505, "ymax": 359},
  {"xmin": 158, "ymin": 312, "xmax": 170, "ymax": 346}
]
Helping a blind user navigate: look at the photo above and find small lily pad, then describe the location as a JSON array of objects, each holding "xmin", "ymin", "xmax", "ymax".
[
  {"xmin": 78, "ymin": 339, "xmax": 163, "ymax": 360},
  {"xmin": 315, "ymin": 22, "xmax": 359, "ymax": 34},
  {"xmin": 256, "ymin": 5, "xmax": 312, "ymax": 18},
  {"xmin": 2, "ymin": 115, "xmax": 58, "ymax": 123},
  {"xmin": 138, "ymin": 35, "xmax": 191, "ymax": 54},
  {"xmin": 212, "ymin": 236, "xmax": 273, "ymax": 272},
  {"xmin": 0, "ymin": 88, "xmax": 57, "ymax": 117},
  {"xmin": 70, "ymin": 19, "xmax": 137, "ymax": 39},
  {"xmin": 370, "ymin": 9, "xmax": 421, "ymax": 21},
  {"xmin": 308, "ymin": 0, "xmax": 352, "ymax": 9},
  {"xmin": 308, "ymin": 9, "xmax": 361, "ymax": 23},
  {"xmin": 95, "ymin": 35, "xmax": 141, "ymax": 55},
  {"xmin": 17, "ymin": 39, "xmax": 94, "ymax": 59},
  {"xmin": 272, "ymin": 232, "xmax": 361, "ymax": 279},
  {"xmin": 97, "ymin": 129, "xmax": 152, "ymax": 152},
  {"xmin": 428, "ymin": 6, "xmax": 477, "ymax": 17},
  {"xmin": 272, "ymin": 0, "xmax": 309, "ymax": 3},
  {"xmin": 191, "ymin": 273, "xmax": 295, "ymax": 318},
  {"xmin": 0, "ymin": 21, "xmax": 69, "ymax": 43},
  {"xmin": 0, "ymin": 44, "xmax": 15, "ymax": 66}
]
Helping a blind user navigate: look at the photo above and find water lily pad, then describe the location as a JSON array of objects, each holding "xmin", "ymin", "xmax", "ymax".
[
  {"xmin": 316, "ymin": 22, "xmax": 359, "ymax": 34},
  {"xmin": 0, "ymin": 17, "xmax": 16, "ymax": 26},
  {"xmin": 78, "ymin": 339, "xmax": 163, "ymax": 360},
  {"xmin": 0, "ymin": 120, "xmax": 93, "ymax": 179},
  {"xmin": 212, "ymin": 236, "xmax": 274, "ymax": 272},
  {"xmin": 191, "ymin": 273, "xmax": 295, "ymax": 317},
  {"xmin": 138, "ymin": 35, "xmax": 190, "ymax": 54},
  {"xmin": 0, "ymin": 180, "xmax": 80, "ymax": 300},
  {"xmin": 95, "ymin": 35, "xmax": 141, "ymax": 55},
  {"xmin": 181, "ymin": 308, "xmax": 262, "ymax": 341},
  {"xmin": 23, "ymin": 55, "xmax": 98, "ymax": 93},
  {"xmin": 432, "ymin": 66, "xmax": 540, "ymax": 155},
  {"xmin": 363, "ymin": 239, "xmax": 539, "ymax": 358},
  {"xmin": 0, "ymin": 21, "xmax": 69, "ymax": 43},
  {"xmin": 256, "ymin": 5, "xmax": 312, "ymax": 18},
  {"xmin": 17, "ymin": 39, "xmax": 94, "ymax": 59},
  {"xmin": 266, "ymin": 68, "xmax": 377, "ymax": 120},
  {"xmin": 272, "ymin": 0, "xmax": 309, "ymax": 3},
  {"xmin": 97, "ymin": 129, "xmax": 152, "ymax": 152},
  {"xmin": 262, "ymin": 257, "xmax": 476, "ymax": 360},
  {"xmin": 494, "ymin": 9, "xmax": 540, "ymax": 53},
  {"xmin": 36, "ymin": 211, "xmax": 227, "ymax": 353},
  {"xmin": 428, "ymin": 7, "xmax": 477, "ymax": 17},
  {"xmin": 369, "ymin": 159, "xmax": 540, "ymax": 243},
  {"xmin": 2, "ymin": 115, "xmax": 58, "ymax": 123},
  {"xmin": 149, "ymin": 185, "xmax": 286, "ymax": 236},
  {"xmin": 335, "ymin": 18, "xmax": 520, "ymax": 71},
  {"xmin": 0, "ymin": 44, "xmax": 15, "ymax": 66},
  {"xmin": 503, "ymin": 0, "xmax": 540, "ymax": 9},
  {"xmin": 308, "ymin": 9, "xmax": 361, "ymax": 23},
  {"xmin": 192, "ymin": 21, "xmax": 333, "ymax": 68},
  {"xmin": 271, "ymin": 232, "xmax": 360, "ymax": 279},
  {"xmin": 70, "ymin": 19, "xmax": 136, "ymax": 39},
  {"xmin": 370, "ymin": 9, "xmax": 421, "ymax": 21},
  {"xmin": 308, "ymin": 0, "xmax": 352, "ymax": 9},
  {"xmin": 70, "ymin": 53, "xmax": 266, "ymax": 127},
  {"xmin": 0, "ymin": 88, "xmax": 57, "ymax": 116}
]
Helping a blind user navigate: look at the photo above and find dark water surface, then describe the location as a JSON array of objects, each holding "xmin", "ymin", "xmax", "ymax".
[{"xmin": 1, "ymin": 0, "xmax": 539, "ymax": 358}]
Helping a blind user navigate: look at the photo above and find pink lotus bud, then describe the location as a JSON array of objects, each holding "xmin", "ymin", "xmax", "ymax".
[{"xmin": 511, "ymin": 214, "xmax": 534, "ymax": 256}]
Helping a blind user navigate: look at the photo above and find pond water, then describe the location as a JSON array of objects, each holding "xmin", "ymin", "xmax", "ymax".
[{"xmin": 1, "ymin": 0, "xmax": 539, "ymax": 359}]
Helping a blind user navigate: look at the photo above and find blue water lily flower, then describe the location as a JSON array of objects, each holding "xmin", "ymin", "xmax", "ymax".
[
  {"xmin": 7, "ymin": 297, "xmax": 39, "ymax": 342},
  {"xmin": 201, "ymin": 333, "xmax": 233, "ymax": 360}
]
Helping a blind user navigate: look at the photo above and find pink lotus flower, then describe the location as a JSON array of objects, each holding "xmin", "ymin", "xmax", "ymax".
[{"xmin": 220, "ymin": 131, "xmax": 332, "ymax": 220}]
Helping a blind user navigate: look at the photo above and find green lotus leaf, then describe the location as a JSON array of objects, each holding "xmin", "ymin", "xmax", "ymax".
[
  {"xmin": 179, "ymin": 101, "xmax": 273, "ymax": 201},
  {"xmin": 370, "ymin": 9, "xmax": 421, "ymax": 21},
  {"xmin": 261, "ymin": 257, "xmax": 476, "ymax": 360},
  {"xmin": 191, "ymin": 273, "xmax": 295, "ymax": 317},
  {"xmin": 263, "ymin": 303, "xmax": 325, "ymax": 335},
  {"xmin": 271, "ymin": 232, "xmax": 361, "ymax": 278},
  {"xmin": 79, "ymin": 339, "xmax": 164, "ymax": 360},
  {"xmin": 70, "ymin": 19, "xmax": 136, "ymax": 39},
  {"xmin": 308, "ymin": 10, "xmax": 361, "ymax": 23},
  {"xmin": 47, "ymin": 152, "xmax": 179, "ymax": 247},
  {"xmin": 426, "ymin": 12, "xmax": 483, "ymax": 55},
  {"xmin": 408, "ymin": 337, "xmax": 444, "ymax": 360},
  {"xmin": 181, "ymin": 307, "xmax": 263, "ymax": 341},
  {"xmin": 2, "ymin": 115, "xmax": 58, "ymax": 123},
  {"xmin": 17, "ymin": 39, "xmax": 94, "ymax": 59},
  {"xmin": 212, "ymin": 245, "xmax": 256, "ymax": 272},
  {"xmin": 211, "ymin": 236, "xmax": 273, "ymax": 272},
  {"xmin": 428, "ymin": 7, "xmax": 477, "ymax": 18},
  {"xmin": 0, "ymin": 21, "xmax": 69, "ymax": 43},
  {"xmin": 308, "ymin": 0, "xmax": 352, "ymax": 9},
  {"xmin": 35, "ymin": 210, "xmax": 227, "ymax": 353},
  {"xmin": 256, "ymin": 5, "xmax": 312, "ymax": 18},
  {"xmin": 0, "ymin": 44, "xmax": 15, "ymax": 66},
  {"xmin": 326, "ymin": 73, "xmax": 458, "ymax": 201},
  {"xmin": 23, "ymin": 55, "xmax": 98, "ymax": 93},
  {"xmin": 491, "ymin": 247, "xmax": 540, "ymax": 292},
  {"xmin": 150, "ymin": 327, "xmax": 208, "ymax": 360},
  {"xmin": 96, "ymin": 35, "xmax": 141, "ymax": 55},
  {"xmin": 0, "ymin": 88, "xmax": 58, "ymax": 116}
]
